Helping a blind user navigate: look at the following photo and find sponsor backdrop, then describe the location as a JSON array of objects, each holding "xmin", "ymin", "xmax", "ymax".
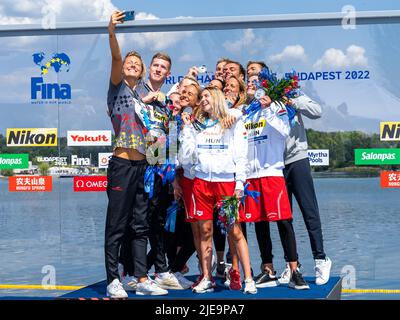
[
  {"xmin": 308, "ymin": 149, "xmax": 330, "ymax": 166},
  {"xmin": 9, "ymin": 176, "xmax": 52, "ymax": 192},
  {"xmin": 0, "ymin": 154, "xmax": 29, "ymax": 169},
  {"xmin": 0, "ymin": 13, "xmax": 400, "ymax": 299}
]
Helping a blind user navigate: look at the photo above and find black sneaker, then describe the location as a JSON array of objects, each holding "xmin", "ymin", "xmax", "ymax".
[
  {"xmin": 288, "ymin": 269, "xmax": 310, "ymax": 290},
  {"xmin": 216, "ymin": 261, "xmax": 226, "ymax": 278},
  {"xmin": 254, "ymin": 271, "xmax": 279, "ymax": 288}
]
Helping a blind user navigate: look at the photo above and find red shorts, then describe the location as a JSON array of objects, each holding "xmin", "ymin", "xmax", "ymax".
[
  {"xmin": 242, "ymin": 176, "xmax": 292, "ymax": 222},
  {"xmin": 192, "ymin": 178, "xmax": 238, "ymax": 221},
  {"xmin": 180, "ymin": 176, "xmax": 196, "ymax": 223}
]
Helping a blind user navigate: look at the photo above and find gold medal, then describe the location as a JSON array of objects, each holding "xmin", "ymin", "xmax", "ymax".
[{"xmin": 157, "ymin": 92, "xmax": 166, "ymax": 103}]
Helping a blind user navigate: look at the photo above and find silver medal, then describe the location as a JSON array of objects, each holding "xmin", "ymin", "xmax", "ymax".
[{"xmin": 255, "ymin": 89, "xmax": 265, "ymax": 100}]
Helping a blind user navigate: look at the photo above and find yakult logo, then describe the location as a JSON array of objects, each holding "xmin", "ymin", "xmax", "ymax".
[
  {"xmin": 67, "ymin": 130, "xmax": 112, "ymax": 146},
  {"xmin": 73, "ymin": 176, "xmax": 107, "ymax": 192}
]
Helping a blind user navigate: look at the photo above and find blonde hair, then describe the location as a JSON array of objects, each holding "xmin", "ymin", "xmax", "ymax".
[
  {"xmin": 225, "ymin": 75, "xmax": 247, "ymax": 108},
  {"xmin": 197, "ymin": 87, "xmax": 229, "ymax": 129},
  {"xmin": 151, "ymin": 52, "xmax": 172, "ymax": 71},
  {"xmin": 123, "ymin": 51, "xmax": 146, "ymax": 80},
  {"xmin": 180, "ymin": 75, "xmax": 197, "ymax": 85},
  {"xmin": 180, "ymin": 81, "xmax": 202, "ymax": 119}
]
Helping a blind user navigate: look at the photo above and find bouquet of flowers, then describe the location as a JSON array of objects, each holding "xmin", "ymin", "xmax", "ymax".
[
  {"xmin": 215, "ymin": 196, "xmax": 240, "ymax": 234},
  {"xmin": 283, "ymin": 70, "xmax": 301, "ymax": 98},
  {"xmin": 215, "ymin": 183, "xmax": 261, "ymax": 234},
  {"xmin": 243, "ymin": 67, "xmax": 300, "ymax": 124},
  {"xmin": 254, "ymin": 67, "xmax": 300, "ymax": 102},
  {"xmin": 282, "ymin": 70, "xmax": 301, "ymax": 125}
]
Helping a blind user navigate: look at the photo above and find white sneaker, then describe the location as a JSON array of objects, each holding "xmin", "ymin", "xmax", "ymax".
[
  {"xmin": 118, "ymin": 263, "xmax": 137, "ymax": 291},
  {"xmin": 278, "ymin": 263, "xmax": 291, "ymax": 284},
  {"xmin": 106, "ymin": 279, "xmax": 128, "ymax": 299},
  {"xmin": 154, "ymin": 272, "xmax": 185, "ymax": 290},
  {"xmin": 173, "ymin": 272, "xmax": 194, "ymax": 289},
  {"xmin": 122, "ymin": 276, "xmax": 137, "ymax": 291},
  {"xmin": 243, "ymin": 278, "xmax": 257, "ymax": 294},
  {"xmin": 315, "ymin": 257, "xmax": 332, "ymax": 285},
  {"xmin": 136, "ymin": 279, "xmax": 168, "ymax": 295},
  {"xmin": 192, "ymin": 277, "xmax": 214, "ymax": 293}
]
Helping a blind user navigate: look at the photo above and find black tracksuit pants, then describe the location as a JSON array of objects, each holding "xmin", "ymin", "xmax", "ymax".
[
  {"xmin": 146, "ymin": 175, "xmax": 170, "ymax": 273},
  {"xmin": 104, "ymin": 156, "xmax": 149, "ymax": 284},
  {"xmin": 283, "ymin": 158, "xmax": 326, "ymax": 260},
  {"xmin": 255, "ymin": 220, "xmax": 298, "ymax": 264}
]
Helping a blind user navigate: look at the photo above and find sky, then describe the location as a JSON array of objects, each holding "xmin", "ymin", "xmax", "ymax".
[
  {"xmin": 0, "ymin": 0, "xmax": 400, "ymax": 134},
  {"xmin": 112, "ymin": 0, "xmax": 399, "ymax": 18}
]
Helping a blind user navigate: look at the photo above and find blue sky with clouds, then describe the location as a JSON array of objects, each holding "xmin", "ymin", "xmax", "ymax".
[
  {"xmin": 111, "ymin": 0, "xmax": 400, "ymax": 17},
  {"xmin": 0, "ymin": 0, "xmax": 400, "ymax": 134}
]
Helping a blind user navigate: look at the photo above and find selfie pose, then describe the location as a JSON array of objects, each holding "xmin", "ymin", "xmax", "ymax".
[{"xmin": 105, "ymin": 11, "xmax": 167, "ymax": 297}]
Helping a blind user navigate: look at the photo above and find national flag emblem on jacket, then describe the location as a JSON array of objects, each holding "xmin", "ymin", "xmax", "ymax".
[{"xmin": 277, "ymin": 106, "xmax": 288, "ymax": 117}]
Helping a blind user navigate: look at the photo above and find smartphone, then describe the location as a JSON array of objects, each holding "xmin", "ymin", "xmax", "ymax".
[
  {"xmin": 122, "ymin": 10, "xmax": 135, "ymax": 21},
  {"xmin": 197, "ymin": 65, "xmax": 207, "ymax": 74}
]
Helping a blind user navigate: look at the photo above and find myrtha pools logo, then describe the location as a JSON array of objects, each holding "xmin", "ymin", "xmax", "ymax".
[{"xmin": 31, "ymin": 52, "xmax": 72, "ymax": 103}]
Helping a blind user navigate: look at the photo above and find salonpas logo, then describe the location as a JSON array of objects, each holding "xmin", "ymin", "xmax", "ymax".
[
  {"xmin": 6, "ymin": 128, "xmax": 58, "ymax": 147},
  {"xmin": 0, "ymin": 154, "xmax": 29, "ymax": 169},
  {"xmin": 355, "ymin": 149, "xmax": 400, "ymax": 165},
  {"xmin": 380, "ymin": 122, "xmax": 400, "ymax": 141}
]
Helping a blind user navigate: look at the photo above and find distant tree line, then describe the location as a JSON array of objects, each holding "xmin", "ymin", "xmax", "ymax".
[
  {"xmin": 306, "ymin": 129, "xmax": 400, "ymax": 171},
  {"xmin": 1, "ymin": 131, "xmax": 399, "ymax": 172}
]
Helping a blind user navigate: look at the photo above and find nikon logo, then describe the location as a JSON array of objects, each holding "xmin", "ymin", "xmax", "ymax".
[
  {"xmin": 380, "ymin": 122, "xmax": 400, "ymax": 141},
  {"xmin": 245, "ymin": 119, "xmax": 266, "ymax": 130},
  {"xmin": 6, "ymin": 128, "xmax": 58, "ymax": 147}
]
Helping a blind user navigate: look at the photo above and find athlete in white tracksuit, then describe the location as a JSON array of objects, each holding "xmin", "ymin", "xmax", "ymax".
[{"xmin": 179, "ymin": 86, "xmax": 256, "ymax": 294}]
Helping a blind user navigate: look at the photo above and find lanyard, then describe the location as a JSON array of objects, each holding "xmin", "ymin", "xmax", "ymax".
[{"xmin": 193, "ymin": 118, "xmax": 219, "ymax": 131}]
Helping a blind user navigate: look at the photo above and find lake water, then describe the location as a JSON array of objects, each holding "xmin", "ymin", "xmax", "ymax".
[{"xmin": 0, "ymin": 177, "xmax": 399, "ymax": 300}]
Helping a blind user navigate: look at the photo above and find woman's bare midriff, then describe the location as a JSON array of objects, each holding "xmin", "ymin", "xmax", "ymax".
[{"xmin": 113, "ymin": 147, "xmax": 146, "ymax": 161}]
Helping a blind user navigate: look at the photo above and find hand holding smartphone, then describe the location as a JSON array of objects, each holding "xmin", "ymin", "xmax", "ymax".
[{"xmin": 122, "ymin": 10, "xmax": 135, "ymax": 21}]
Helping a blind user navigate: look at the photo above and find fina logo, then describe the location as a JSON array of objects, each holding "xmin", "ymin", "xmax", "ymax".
[{"xmin": 31, "ymin": 52, "xmax": 71, "ymax": 102}]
